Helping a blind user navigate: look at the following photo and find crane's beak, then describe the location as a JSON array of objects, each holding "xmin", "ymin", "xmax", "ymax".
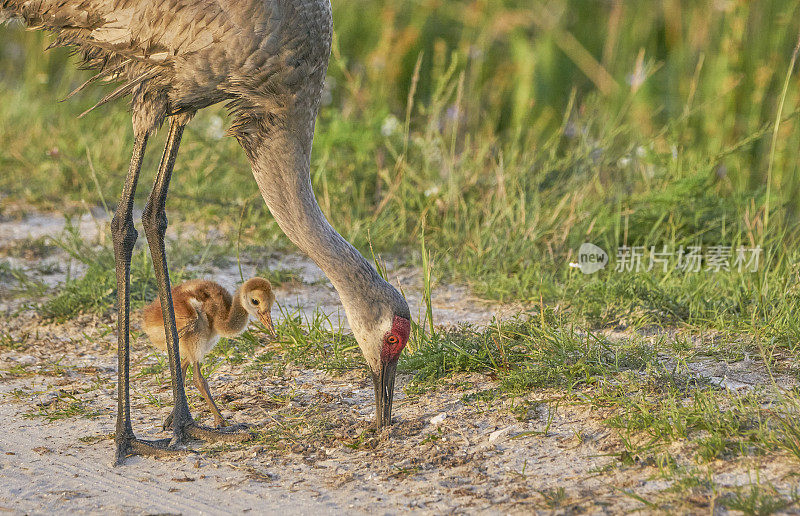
[
  {"xmin": 258, "ymin": 310, "xmax": 276, "ymax": 337},
  {"xmin": 372, "ymin": 359, "xmax": 398, "ymax": 429}
]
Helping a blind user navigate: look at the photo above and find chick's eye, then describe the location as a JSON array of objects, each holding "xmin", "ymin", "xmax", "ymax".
[
  {"xmin": 386, "ymin": 334, "xmax": 399, "ymax": 345},
  {"xmin": 251, "ymin": 298, "xmax": 259, "ymax": 306}
]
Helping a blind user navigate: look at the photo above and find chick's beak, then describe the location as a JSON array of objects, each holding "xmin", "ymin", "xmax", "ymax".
[
  {"xmin": 372, "ymin": 360, "xmax": 398, "ymax": 429},
  {"xmin": 258, "ymin": 310, "xmax": 275, "ymax": 337}
]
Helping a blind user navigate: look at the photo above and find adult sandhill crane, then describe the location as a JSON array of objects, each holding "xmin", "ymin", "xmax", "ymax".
[
  {"xmin": 142, "ymin": 277, "xmax": 276, "ymax": 428},
  {"xmin": 1, "ymin": 0, "xmax": 411, "ymax": 464}
]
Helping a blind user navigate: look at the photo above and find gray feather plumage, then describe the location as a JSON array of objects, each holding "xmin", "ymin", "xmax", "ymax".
[{"xmin": 2, "ymin": 0, "xmax": 331, "ymax": 135}]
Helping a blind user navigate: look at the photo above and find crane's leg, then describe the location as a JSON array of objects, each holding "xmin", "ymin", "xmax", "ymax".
[
  {"xmin": 161, "ymin": 360, "xmax": 189, "ymax": 430},
  {"xmin": 192, "ymin": 361, "xmax": 227, "ymax": 428},
  {"xmin": 141, "ymin": 118, "xmax": 194, "ymax": 447},
  {"xmin": 143, "ymin": 118, "xmax": 250, "ymax": 445},
  {"xmin": 113, "ymin": 133, "xmax": 174, "ymax": 465}
]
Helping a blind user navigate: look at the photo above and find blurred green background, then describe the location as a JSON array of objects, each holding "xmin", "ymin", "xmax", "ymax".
[{"xmin": 2, "ymin": 0, "xmax": 800, "ymax": 339}]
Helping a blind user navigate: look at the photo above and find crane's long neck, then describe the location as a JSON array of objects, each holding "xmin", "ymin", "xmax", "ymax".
[
  {"xmin": 218, "ymin": 289, "xmax": 250, "ymax": 337},
  {"xmin": 247, "ymin": 133, "xmax": 392, "ymax": 316}
]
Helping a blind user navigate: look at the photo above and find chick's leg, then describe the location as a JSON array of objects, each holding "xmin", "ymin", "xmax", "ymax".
[{"xmin": 193, "ymin": 361, "xmax": 227, "ymax": 428}]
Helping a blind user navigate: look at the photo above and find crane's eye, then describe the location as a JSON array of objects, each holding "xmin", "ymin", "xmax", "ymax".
[
  {"xmin": 386, "ymin": 334, "xmax": 399, "ymax": 345},
  {"xmin": 251, "ymin": 298, "xmax": 260, "ymax": 306}
]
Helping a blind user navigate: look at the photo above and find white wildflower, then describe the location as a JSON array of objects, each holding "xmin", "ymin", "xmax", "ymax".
[
  {"xmin": 206, "ymin": 115, "xmax": 225, "ymax": 140},
  {"xmin": 381, "ymin": 115, "xmax": 401, "ymax": 137}
]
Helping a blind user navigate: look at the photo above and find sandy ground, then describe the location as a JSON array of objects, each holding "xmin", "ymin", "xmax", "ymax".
[
  {"xmin": 0, "ymin": 392, "xmax": 334, "ymax": 514},
  {"xmin": 2, "ymin": 210, "xmax": 800, "ymax": 514},
  {"xmin": 0, "ymin": 310, "xmax": 642, "ymax": 515}
]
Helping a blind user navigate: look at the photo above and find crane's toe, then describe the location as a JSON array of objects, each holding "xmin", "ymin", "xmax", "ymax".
[
  {"xmin": 211, "ymin": 416, "xmax": 252, "ymax": 430},
  {"xmin": 114, "ymin": 436, "xmax": 192, "ymax": 466},
  {"xmin": 185, "ymin": 421, "xmax": 253, "ymax": 443},
  {"xmin": 162, "ymin": 411, "xmax": 174, "ymax": 431}
]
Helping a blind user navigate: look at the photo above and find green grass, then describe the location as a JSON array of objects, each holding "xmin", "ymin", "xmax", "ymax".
[
  {"xmin": 34, "ymin": 219, "xmax": 213, "ymax": 319},
  {"xmin": 0, "ymin": 329, "xmax": 25, "ymax": 350},
  {"xmin": 2, "ymin": 2, "xmax": 800, "ymax": 335},
  {"xmin": 396, "ymin": 311, "xmax": 800, "ymax": 501},
  {"xmin": 401, "ymin": 311, "xmax": 658, "ymax": 390},
  {"xmin": 254, "ymin": 266, "xmax": 305, "ymax": 287},
  {"xmin": 37, "ymin": 223, "xmax": 168, "ymax": 319},
  {"xmin": 0, "ymin": 259, "xmax": 47, "ymax": 298},
  {"xmin": 250, "ymin": 304, "xmax": 362, "ymax": 373}
]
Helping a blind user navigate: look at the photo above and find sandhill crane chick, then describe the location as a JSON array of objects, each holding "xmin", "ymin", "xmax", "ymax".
[{"xmin": 142, "ymin": 278, "xmax": 275, "ymax": 427}]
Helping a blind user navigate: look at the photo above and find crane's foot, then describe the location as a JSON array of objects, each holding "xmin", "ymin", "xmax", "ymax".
[
  {"xmin": 183, "ymin": 421, "xmax": 253, "ymax": 443},
  {"xmin": 211, "ymin": 417, "xmax": 250, "ymax": 431},
  {"xmin": 114, "ymin": 423, "xmax": 248, "ymax": 465},
  {"xmin": 162, "ymin": 410, "xmax": 175, "ymax": 431},
  {"xmin": 114, "ymin": 435, "xmax": 191, "ymax": 466},
  {"xmin": 165, "ymin": 411, "xmax": 251, "ymax": 441}
]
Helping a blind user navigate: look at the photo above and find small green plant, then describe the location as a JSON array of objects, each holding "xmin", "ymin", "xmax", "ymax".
[
  {"xmin": 206, "ymin": 332, "xmax": 260, "ymax": 367},
  {"xmin": 25, "ymin": 391, "xmax": 101, "ymax": 421},
  {"xmin": 136, "ymin": 352, "xmax": 168, "ymax": 380},
  {"xmin": 0, "ymin": 260, "xmax": 47, "ymax": 297},
  {"xmin": 0, "ymin": 330, "xmax": 26, "ymax": 351},
  {"xmin": 239, "ymin": 305, "xmax": 361, "ymax": 376},
  {"xmin": 419, "ymin": 222, "xmax": 435, "ymax": 342},
  {"xmin": 539, "ymin": 487, "xmax": 567, "ymax": 509},
  {"xmin": 721, "ymin": 484, "xmax": 792, "ymax": 516},
  {"xmin": 256, "ymin": 266, "xmax": 304, "ymax": 287}
]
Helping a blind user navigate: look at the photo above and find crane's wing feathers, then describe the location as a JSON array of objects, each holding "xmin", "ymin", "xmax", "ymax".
[
  {"xmin": 3, "ymin": 0, "xmax": 333, "ymax": 132},
  {"xmin": 2, "ymin": 0, "xmax": 248, "ymax": 104},
  {"xmin": 78, "ymin": 67, "xmax": 158, "ymax": 115},
  {"xmin": 176, "ymin": 296, "xmax": 209, "ymax": 339},
  {"xmin": 61, "ymin": 57, "xmax": 130, "ymax": 100},
  {"xmin": 3, "ymin": 0, "xmax": 238, "ymax": 60}
]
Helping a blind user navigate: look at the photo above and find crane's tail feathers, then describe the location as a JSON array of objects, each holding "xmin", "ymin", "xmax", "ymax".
[
  {"xmin": 61, "ymin": 58, "xmax": 131, "ymax": 102},
  {"xmin": 0, "ymin": 7, "xmax": 20, "ymax": 24},
  {"xmin": 78, "ymin": 68, "xmax": 158, "ymax": 118},
  {"xmin": 1, "ymin": 0, "xmax": 99, "ymax": 30}
]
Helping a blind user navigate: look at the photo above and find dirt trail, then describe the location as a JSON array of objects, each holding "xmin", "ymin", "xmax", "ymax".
[{"xmin": 0, "ymin": 209, "xmax": 525, "ymax": 328}]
